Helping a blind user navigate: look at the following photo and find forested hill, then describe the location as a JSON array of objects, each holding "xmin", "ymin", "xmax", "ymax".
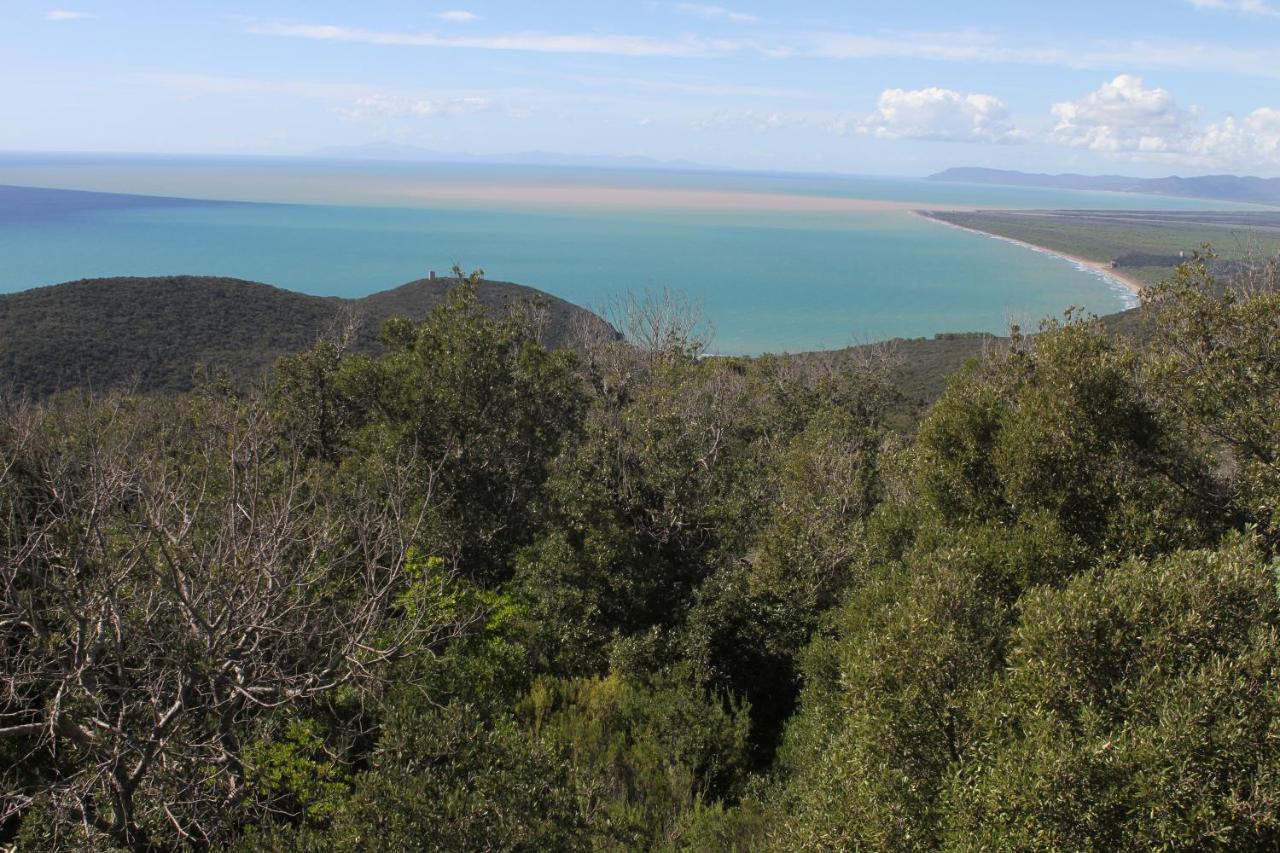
[
  {"xmin": 0, "ymin": 274, "xmax": 611, "ymax": 398},
  {"xmin": 929, "ymin": 167, "xmax": 1280, "ymax": 205}
]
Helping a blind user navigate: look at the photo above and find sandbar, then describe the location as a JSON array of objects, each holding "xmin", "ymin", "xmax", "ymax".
[
  {"xmin": 914, "ymin": 210, "xmax": 1145, "ymax": 298},
  {"xmin": 387, "ymin": 183, "xmax": 971, "ymax": 213},
  {"xmin": 0, "ymin": 166, "xmax": 973, "ymax": 214}
]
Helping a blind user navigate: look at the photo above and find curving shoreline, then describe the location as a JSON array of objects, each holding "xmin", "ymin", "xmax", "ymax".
[{"xmin": 914, "ymin": 209, "xmax": 1145, "ymax": 306}]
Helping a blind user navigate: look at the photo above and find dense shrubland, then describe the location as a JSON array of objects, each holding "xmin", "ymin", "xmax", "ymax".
[{"xmin": 3, "ymin": 257, "xmax": 1279, "ymax": 850}]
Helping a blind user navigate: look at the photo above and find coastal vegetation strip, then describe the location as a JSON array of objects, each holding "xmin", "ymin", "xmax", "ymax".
[
  {"xmin": 917, "ymin": 208, "xmax": 1280, "ymax": 289},
  {"xmin": 916, "ymin": 209, "xmax": 1146, "ymax": 297}
]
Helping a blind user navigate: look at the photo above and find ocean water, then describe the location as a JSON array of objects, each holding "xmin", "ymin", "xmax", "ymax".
[{"xmin": 0, "ymin": 157, "xmax": 1247, "ymax": 353}]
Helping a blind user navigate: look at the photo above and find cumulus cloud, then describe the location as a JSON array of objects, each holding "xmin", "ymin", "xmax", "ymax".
[
  {"xmin": 1188, "ymin": 0, "xmax": 1279, "ymax": 16},
  {"xmin": 1052, "ymin": 75, "xmax": 1280, "ymax": 168},
  {"xmin": 1188, "ymin": 108, "xmax": 1280, "ymax": 166},
  {"xmin": 336, "ymin": 94, "xmax": 495, "ymax": 121},
  {"xmin": 46, "ymin": 9, "xmax": 90, "ymax": 20},
  {"xmin": 1051, "ymin": 75, "xmax": 1191, "ymax": 153},
  {"xmin": 435, "ymin": 10, "xmax": 478, "ymax": 23},
  {"xmin": 861, "ymin": 87, "xmax": 1021, "ymax": 142}
]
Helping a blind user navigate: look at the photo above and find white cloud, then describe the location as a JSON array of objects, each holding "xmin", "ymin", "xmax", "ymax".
[
  {"xmin": 808, "ymin": 31, "xmax": 1066, "ymax": 64},
  {"xmin": 247, "ymin": 21, "xmax": 1280, "ymax": 79},
  {"xmin": 1187, "ymin": 108, "xmax": 1280, "ymax": 167},
  {"xmin": 134, "ymin": 73, "xmax": 509, "ymax": 123},
  {"xmin": 132, "ymin": 72, "xmax": 370, "ymax": 101},
  {"xmin": 806, "ymin": 31, "xmax": 1280, "ymax": 78},
  {"xmin": 1051, "ymin": 75, "xmax": 1190, "ymax": 153},
  {"xmin": 336, "ymin": 94, "xmax": 496, "ymax": 120},
  {"xmin": 1051, "ymin": 75, "xmax": 1280, "ymax": 168},
  {"xmin": 435, "ymin": 10, "xmax": 478, "ymax": 23},
  {"xmin": 249, "ymin": 22, "xmax": 733, "ymax": 58},
  {"xmin": 1188, "ymin": 0, "xmax": 1279, "ymax": 16},
  {"xmin": 692, "ymin": 110, "xmax": 800, "ymax": 132},
  {"xmin": 46, "ymin": 9, "xmax": 90, "ymax": 20},
  {"xmin": 692, "ymin": 98, "xmax": 1024, "ymax": 141},
  {"xmin": 674, "ymin": 3, "xmax": 759, "ymax": 24},
  {"xmin": 861, "ymin": 87, "xmax": 1021, "ymax": 142}
]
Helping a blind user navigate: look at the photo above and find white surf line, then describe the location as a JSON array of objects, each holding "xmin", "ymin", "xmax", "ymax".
[{"xmin": 914, "ymin": 211, "xmax": 1142, "ymax": 311}]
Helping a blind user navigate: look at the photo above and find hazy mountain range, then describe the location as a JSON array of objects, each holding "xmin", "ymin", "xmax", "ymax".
[{"xmin": 929, "ymin": 167, "xmax": 1280, "ymax": 206}]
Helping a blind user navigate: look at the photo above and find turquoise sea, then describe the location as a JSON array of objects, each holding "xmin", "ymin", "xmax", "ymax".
[{"xmin": 0, "ymin": 155, "xmax": 1250, "ymax": 353}]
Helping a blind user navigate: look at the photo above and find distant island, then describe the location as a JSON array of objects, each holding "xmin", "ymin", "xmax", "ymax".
[{"xmin": 929, "ymin": 167, "xmax": 1280, "ymax": 206}]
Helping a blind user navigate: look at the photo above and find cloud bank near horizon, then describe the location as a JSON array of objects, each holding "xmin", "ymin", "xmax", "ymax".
[
  {"xmin": 1052, "ymin": 76, "xmax": 1280, "ymax": 170},
  {"xmin": 9, "ymin": 2, "xmax": 1280, "ymax": 175}
]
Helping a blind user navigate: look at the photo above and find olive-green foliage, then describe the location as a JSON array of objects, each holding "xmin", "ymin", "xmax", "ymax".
[
  {"xmin": 944, "ymin": 535, "xmax": 1280, "ymax": 850},
  {"xmin": 513, "ymin": 349, "xmax": 891, "ymax": 768},
  {"xmin": 763, "ymin": 533, "xmax": 1012, "ymax": 851},
  {"xmin": 324, "ymin": 702, "xmax": 587, "ymax": 852},
  {"xmin": 11, "ymin": 255, "xmax": 1280, "ymax": 851},
  {"xmin": 678, "ymin": 563, "xmax": 809, "ymax": 766},
  {"xmin": 514, "ymin": 350, "xmax": 888, "ymax": 676},
  {"xmin": 241, "ymin": 578, "xmax": 573, "ymax": 852},
  {"xmin": 1145, "ymin": 254, "xmax": 1280, "ymax": 545},
  {"xmin": 243, "ymin": 719, "xmax": 351, "ymax": 832},
  {"xmin": 914, "ymin": 317, "xmax": 1216, "ymax": 583},
  {"xmin": 740, "ymin": 286, "xmax": 1278, "ymax": 850},
  {"xmin": 519, "ymin": 670, "xmax": 751, "ymax": 849},
  {"xmin": 359, "ymin": 279, "xmax": 583, "ymax": 584},
  {"xmin": 749, "ymin": 404, "xmax": 882, "ymax": 613},
  {"xmin": 274, "ymin": 272, "xmax": 586, "ymax": 585},
  {"xmin": 271, "ymin": 336, "xmax": 361, "ymax": 461}
]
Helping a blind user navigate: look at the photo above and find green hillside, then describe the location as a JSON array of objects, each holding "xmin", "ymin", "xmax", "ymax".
[{"xmin": 0, "ymin": 274, "xmax": 613, "ymax": 398}]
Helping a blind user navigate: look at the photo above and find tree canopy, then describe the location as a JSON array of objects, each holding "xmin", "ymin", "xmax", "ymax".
[{"xmin": 3, "ymin": 257, "xmax": 1279, "ymax": 850}]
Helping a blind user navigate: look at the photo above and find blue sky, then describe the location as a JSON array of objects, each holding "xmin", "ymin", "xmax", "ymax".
[{"xmin": 4, "ymin": 0, "xmax": 1280, "ymax": 175}]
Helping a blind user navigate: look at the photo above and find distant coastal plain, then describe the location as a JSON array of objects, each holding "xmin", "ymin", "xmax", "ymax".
[
  {"xmin": 916, "ymin": 211, "xmax": 1148, "ymax": 296},
  {"xmin": 921, "ymin": 208, "xmax": 1280, "ymax": 292}
]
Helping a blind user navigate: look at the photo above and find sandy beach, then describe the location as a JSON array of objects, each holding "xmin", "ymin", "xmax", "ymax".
[{"xmin": 914, "ymin": 210, "xmax": 1146, "ymax": 298}]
